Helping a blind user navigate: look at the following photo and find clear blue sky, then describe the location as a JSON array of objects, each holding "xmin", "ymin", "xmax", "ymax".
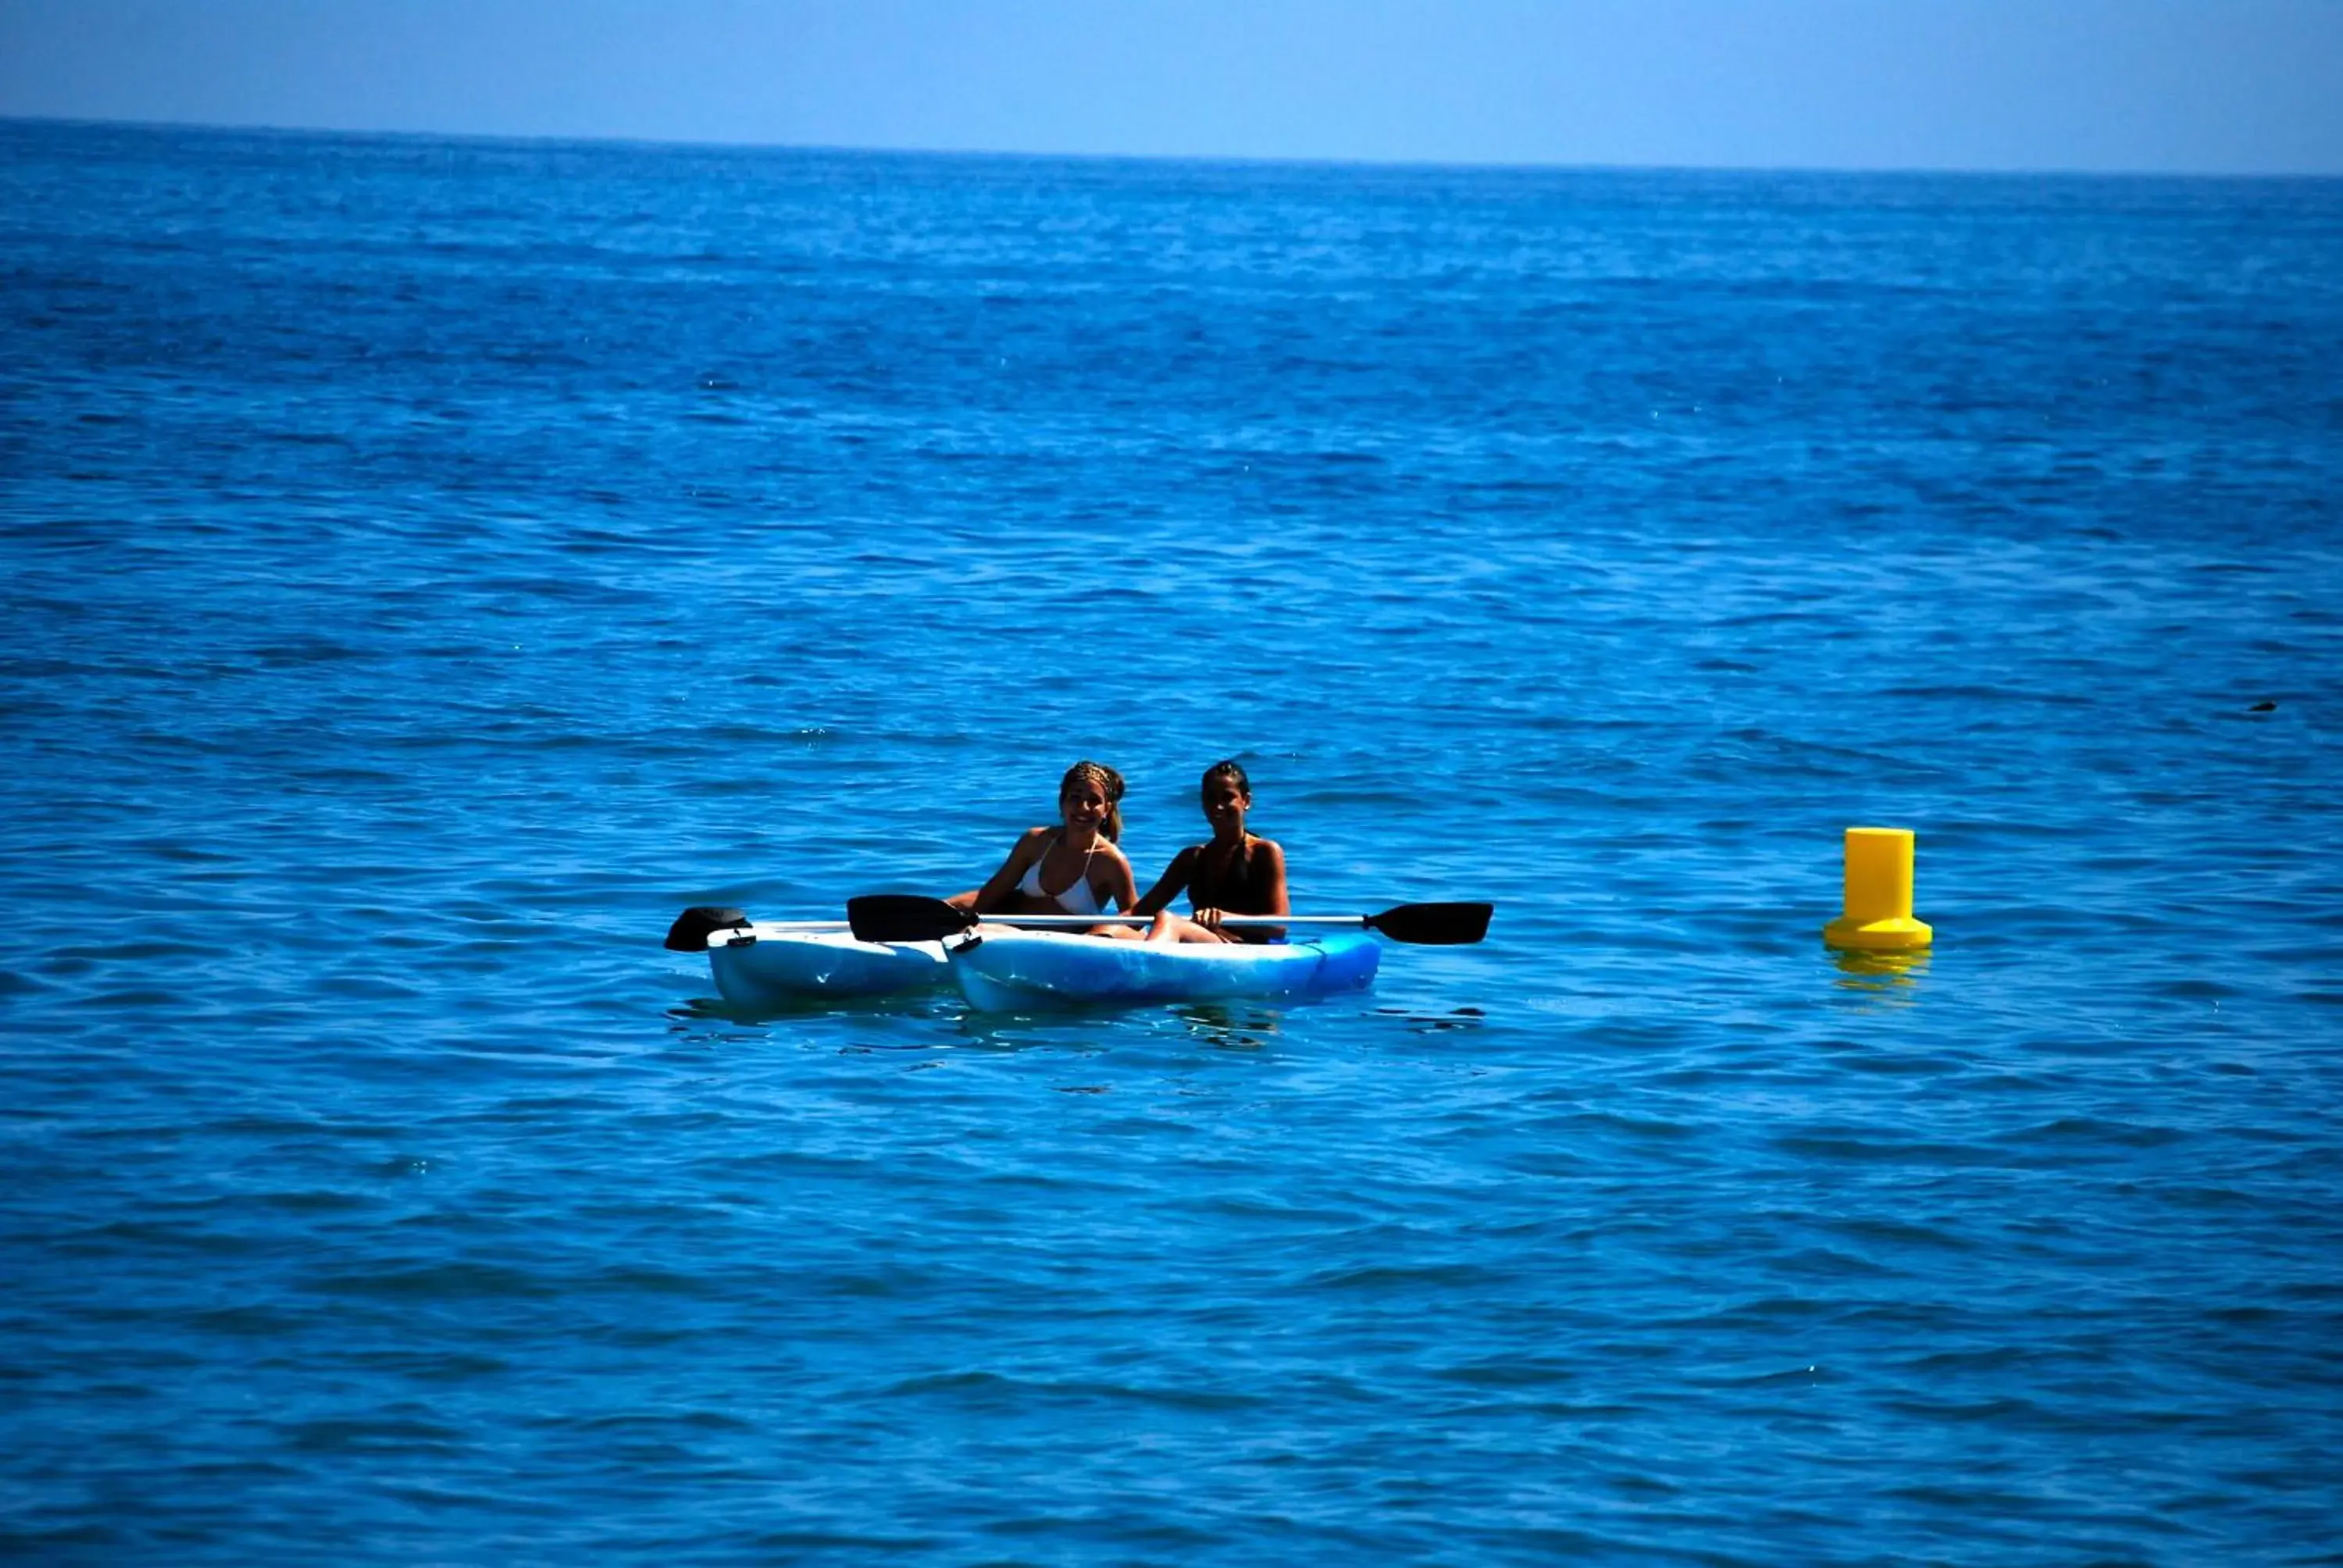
[{"xmin": 3, "ymin": 0, "xmax": 2339, "ymax": 174}]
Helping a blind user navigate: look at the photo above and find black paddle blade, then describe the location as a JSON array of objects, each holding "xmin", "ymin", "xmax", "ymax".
[
  {"xmin": 1364, "ymin": 901, "xmax": 1492, "ymax": 945},
  {"xmin": 665, "ymin": 906, "xmax": 748, "ymax": 952},
  {"xmin": 848, "ymin": 894, "xmax": 976, "ymax": 944}
]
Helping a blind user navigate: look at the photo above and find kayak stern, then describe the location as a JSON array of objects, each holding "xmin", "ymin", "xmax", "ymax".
[{"xmin": 708, "ymin": 928, "xmax": 950, "ymax": 1007}]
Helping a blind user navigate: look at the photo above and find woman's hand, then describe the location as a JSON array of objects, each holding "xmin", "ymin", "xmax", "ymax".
[{"xmin": 1194, "ymin": 907, "xmax": 1225, "ymax": 930}]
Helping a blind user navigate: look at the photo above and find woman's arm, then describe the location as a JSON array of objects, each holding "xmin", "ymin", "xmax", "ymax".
[
  {"xmin": 959, "ymin": 828, "xmax": 1050, "ymax": 915},
  {"xmin": 1254, "ymin": 839, "xmax": 1289, "ymax": 917},
  {"xmin": 1097, "ymin": 846, "xmax": 1141, "ymax": 914},
  {"xmin": 1132, "ymin": 846, "xmax": 1196, "ymax": 917}
]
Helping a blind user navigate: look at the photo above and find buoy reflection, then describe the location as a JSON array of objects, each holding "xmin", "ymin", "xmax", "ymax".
[{"xmin": 1830, "ymin": 946, "xmax": 1931, "ymax": 1002}]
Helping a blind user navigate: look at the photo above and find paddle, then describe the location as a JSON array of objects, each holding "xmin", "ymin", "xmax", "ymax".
[{"xmin": 845, "ymin": 894, "xmax": 1492, "ymax": 946}]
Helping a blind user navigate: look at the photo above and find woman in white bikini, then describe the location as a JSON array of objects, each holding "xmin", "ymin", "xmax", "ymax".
[{"xmin": 951, "ymin": 760, "xmax": 1141, "ymax": 935}]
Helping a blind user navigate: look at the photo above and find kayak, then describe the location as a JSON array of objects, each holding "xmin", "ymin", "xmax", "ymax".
[
  {"xmin": 665, "ymin": 909, "xmax": 949, "ymax": 1005},
  {"xmin": 664, "ymin": 899, "xmax": 1475, "ymax": 1010},
  {"xmin": 706, "ymin": 927, "xmax": 949, "ymax": 1005},
  {"xmin": 950, "ymin": 928, "xmax": 1381, "ymax": 1010}
]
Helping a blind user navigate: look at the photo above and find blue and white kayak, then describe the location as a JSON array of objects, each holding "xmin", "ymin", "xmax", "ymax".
[
  {"xmin": 950, "ymin": 928, "xmax": 1381, "ymax": 1010},
  {"xmin": 666, "ymin": 907, "xmax": 948, "ymax": 1005},
  {"xmin": 710, "ymin": 928, "xmax": 949, "ymax": 1006}
]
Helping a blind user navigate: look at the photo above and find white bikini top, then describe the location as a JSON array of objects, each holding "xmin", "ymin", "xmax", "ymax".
[{"xmin": 1017, "ymin": 832, "xmax": 1105, "ymax": 914}]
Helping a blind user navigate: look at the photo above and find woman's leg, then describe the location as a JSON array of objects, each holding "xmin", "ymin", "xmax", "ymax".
[{"xmin": 1146, "ymin": 912, "xmax": 1235, "ymax": 944}]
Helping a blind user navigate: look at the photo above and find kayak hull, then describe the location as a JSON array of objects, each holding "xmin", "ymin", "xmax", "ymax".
[
  {"xmin": 708, "ymin": 929, "xmax": 950, "ymax": 1006},
  {"xmin": 950, "ymin": 929, "xmax": 1380, "ymax": 1010}
]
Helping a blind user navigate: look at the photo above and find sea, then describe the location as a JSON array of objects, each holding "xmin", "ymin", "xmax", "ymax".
[{"xmin": 3, "ymin": 118, "xmax": 2340, "ymax": 1564}]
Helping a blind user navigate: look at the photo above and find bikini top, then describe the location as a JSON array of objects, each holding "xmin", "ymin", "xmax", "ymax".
[
  {"xmin": 1189, "ymin": 835, "xmax": 1269, "ymax": 912},
  {"xmin": 1187, "ymin": 835, "xmax": 1279, "ymax": 945},
  {"xmin": 1017, "ymin": 832, "xmax": 1104, "ymax": 914}
]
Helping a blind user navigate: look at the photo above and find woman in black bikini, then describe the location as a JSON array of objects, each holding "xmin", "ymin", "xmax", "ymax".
[
  {"xmin": 1135, "ymin": 760, "xmax": 1289, "ymax": 944},
  {"xmin": 952, "ymin": 760, "xmax": 1140, "ymax": 928}
]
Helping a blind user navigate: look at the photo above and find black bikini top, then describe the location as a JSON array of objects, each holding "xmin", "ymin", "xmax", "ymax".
[{"xmin": 1189, "ymin": 836, "xmax": 1270, "ymax": 912}]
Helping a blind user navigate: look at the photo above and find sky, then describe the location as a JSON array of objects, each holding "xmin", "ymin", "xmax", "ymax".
[{"xmin": 2, "ymin": 0, "xmax": 2340, "ymax": 175}]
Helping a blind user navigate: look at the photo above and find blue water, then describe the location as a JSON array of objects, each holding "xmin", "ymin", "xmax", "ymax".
[{"xmin": 4, "ymin": 119, "xmax": 2341, "ymax": 1563}]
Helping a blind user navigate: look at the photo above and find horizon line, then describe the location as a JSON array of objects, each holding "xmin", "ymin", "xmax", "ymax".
[{"xmin": 7, "ymin": 111, "xmax": 2339, "ymax": 186}]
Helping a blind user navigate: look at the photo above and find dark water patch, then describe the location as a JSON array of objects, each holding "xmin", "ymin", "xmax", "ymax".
[
  {"xmin": 277, "ymin": 1415, "xmax": 469, "ymax": 1454},
  {"xmin": 67, "ymin": 986, "xmax": 198, "ymax": 1010},
  {"xmin": 1767, "ymin": 1133, "xmax": 2005, "ymax": 1167},
  {"xmin": 739, "ymin": 1527, "xmax": 944, "ymax": 1552},
  {"xmin": 183, "ymin": 1304, "xmax": 310, "ymax": 1338},
  {"xmin": 1304, "ymin": 1261, "xmax": 1514, "ymax": 1293},
  {"xmin": 1820, "ymin": 1214, "xmax": 1978, "ymax": 1254},
  {"xmin": 305, "ymin": 1263, "xmax": 562, "ymax": 1303},
  {"xmin": 2002, "ymin": 1117, "xmax": 2188, "ymax": 1151},
  {"xmin": 2154, "ymin": 977, "xmax": 2246, "ymax": 1000}
]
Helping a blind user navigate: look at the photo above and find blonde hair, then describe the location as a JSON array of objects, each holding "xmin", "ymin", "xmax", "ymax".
[{"xmin": 1060, "ymin": 760, "xmax": 1125, "ymax": 843}]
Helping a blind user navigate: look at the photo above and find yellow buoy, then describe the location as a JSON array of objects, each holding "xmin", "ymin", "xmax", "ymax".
[{"xmin": 1821, "ymin": 826, "xmax": 1933, "ymax": 951}]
